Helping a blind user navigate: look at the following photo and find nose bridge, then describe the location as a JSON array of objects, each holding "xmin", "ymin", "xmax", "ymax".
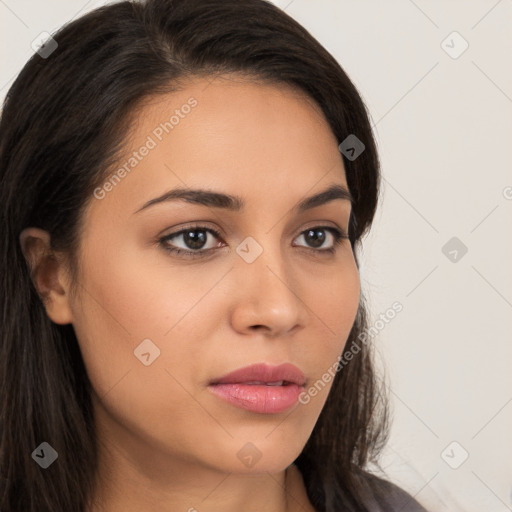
[
  {"xmin": 231, "ymin": 232, "xmax": 305, "ymax": 332},
  {"xmin": 236, "ymin": 233, "xmax": 288, "ymax": 287}
]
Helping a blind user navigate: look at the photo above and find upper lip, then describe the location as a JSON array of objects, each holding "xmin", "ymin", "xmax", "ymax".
[{"xmin": 210, "ymin": 363, "xmax": 306, "ymax": 386}]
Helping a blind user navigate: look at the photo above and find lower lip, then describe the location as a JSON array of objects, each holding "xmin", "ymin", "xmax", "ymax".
[{"xmin": 208, "ymin": 383, "xmax": 304, "ymax": 414}]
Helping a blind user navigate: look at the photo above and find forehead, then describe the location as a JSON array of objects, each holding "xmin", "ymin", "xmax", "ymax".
[{"xmin": 86, "ymin": 74, "xmax": 348, "ymax": 222}]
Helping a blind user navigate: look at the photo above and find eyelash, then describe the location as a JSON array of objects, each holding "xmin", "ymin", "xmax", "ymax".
[{"xmin": 158, "ymin": 224, "xmax": 349, "ymax": 259}]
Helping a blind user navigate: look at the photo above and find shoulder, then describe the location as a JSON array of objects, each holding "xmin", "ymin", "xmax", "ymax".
[{"xmin": 360, "ymin": 471, "xmax": 430, "ymax": 512}]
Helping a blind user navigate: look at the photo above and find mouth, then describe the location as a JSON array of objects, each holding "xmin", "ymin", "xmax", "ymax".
[
  {"xmin": 235, "ymin": 380, "xmax": 290, "ymax": 386},
  {"xmin": 208, "ymin": 363, "xmax": 306, "ymax": 414},
  {"xmin": 209, "ymin": 362, "xmax": 306, "ymax": 387}
]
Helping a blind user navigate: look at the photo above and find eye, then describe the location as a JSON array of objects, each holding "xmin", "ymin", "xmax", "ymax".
[
  {"xmin": 159, "ymin": 226, "xmax": 224, "ymax": 258},
  {"xmin": 158, "ymin": 225, "xmax": 348, "ymax": 259},
  {"xmin": 293, "ymin": 227, "xmax": 347, "ymax": 253}
]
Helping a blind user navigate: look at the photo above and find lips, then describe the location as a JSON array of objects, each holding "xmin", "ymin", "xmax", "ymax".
[
  {"xmin": 208, "ymin": 363, "xmax": 306, "ymax": 414},
  {"xmin": 210, "ymin": 362, "xmax": 306, "ymax": 386}
]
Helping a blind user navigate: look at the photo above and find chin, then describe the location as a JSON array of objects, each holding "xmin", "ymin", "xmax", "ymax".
[{"xmin": 203, "ymin": 435, "xmax": 306, "ymax": 475}]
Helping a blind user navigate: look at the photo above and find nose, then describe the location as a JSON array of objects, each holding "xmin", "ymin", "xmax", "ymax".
[{"xmin": 229, "ymin": 240, "xmax": 307, "ymax": 338}]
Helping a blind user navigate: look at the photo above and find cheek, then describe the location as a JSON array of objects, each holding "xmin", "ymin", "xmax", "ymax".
[
  {"xmin": 69, "ymin": 246, "xmax": 218, "ymax": 458},
  {"xmin": 295, "ymin": 256, "xmax": 360, "ymax": 411},
  {"xmin": 299, "ymin": 253, "xmax": 360, "ymax": 359},
  {"xmin": 71, "ymin": 242, "xmax": 212, "ymax": 386},
  {"xmin": 69, "ymin": 242, "xmax": 226, "ymax": 446}
]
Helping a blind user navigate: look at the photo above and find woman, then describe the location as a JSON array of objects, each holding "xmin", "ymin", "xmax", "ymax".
[{"xmin": 0, "ymin": 0, "xmax": 429, "ymax": 510}]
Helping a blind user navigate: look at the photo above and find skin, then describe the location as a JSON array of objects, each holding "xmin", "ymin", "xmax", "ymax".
[{"xmin": 19, "ymin": 74, "xmax": 360, "ymax": 512}]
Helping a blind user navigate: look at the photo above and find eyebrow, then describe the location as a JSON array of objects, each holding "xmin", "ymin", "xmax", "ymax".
[{"xmin": 134, "ymin": 183, "xmax": 353, "ymax": 214}]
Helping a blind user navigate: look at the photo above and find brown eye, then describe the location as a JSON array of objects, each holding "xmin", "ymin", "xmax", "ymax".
[
  {"xmin": 293, "ymin": 227, "xmax": 347, "ymax": 252},
  {"xmin": 159, "ymin": 226, "xmax": 224, "ymax": 258}
]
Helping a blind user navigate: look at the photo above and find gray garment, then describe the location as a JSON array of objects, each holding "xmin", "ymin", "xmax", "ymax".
[{"xmin": 362, "ymin": 472, "xmax": 430, "ymax": 512}]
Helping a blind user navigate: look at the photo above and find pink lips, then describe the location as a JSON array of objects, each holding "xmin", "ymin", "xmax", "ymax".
[{"xmin": 207, "ymin": 363, "xmax": 306, "ymax": 414}]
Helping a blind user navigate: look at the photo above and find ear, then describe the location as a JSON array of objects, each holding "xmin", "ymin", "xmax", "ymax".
[{"xmin": 19, "ymin": 227, "xmax": 74, "ymax": 325}]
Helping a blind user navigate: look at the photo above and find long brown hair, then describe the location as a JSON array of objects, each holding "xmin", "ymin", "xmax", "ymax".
[{"xmin": 0, "ymin": 1, "xmax": 394, "ymax": 510}]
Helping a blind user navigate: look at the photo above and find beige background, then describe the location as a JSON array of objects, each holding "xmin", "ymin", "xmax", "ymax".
[{"xmin": 1, "ymin": 1, "xmax": 511, "ymax": 511}]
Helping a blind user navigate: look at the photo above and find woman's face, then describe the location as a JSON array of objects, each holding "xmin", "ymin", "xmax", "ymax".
[{"xmin": 66, "ymin": 75, "xmax": 360, "ymax": 478}]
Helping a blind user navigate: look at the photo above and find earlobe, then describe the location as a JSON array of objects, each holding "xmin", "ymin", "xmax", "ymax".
[{"xmin": 19, "ymin": 227, "xmax": 74, "ymax": 325}]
